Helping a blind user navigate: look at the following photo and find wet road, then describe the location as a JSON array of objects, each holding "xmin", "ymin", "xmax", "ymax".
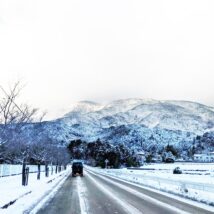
[{"xmin": 37, "ymin": 168, "xmax": 214, "ymax": 214}]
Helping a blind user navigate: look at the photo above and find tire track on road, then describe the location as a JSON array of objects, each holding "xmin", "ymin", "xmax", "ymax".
[
  {"xmin": 85, "ymin": 171, "xmax": 142, "ymax": 214},
  {"xmin": 86, "ymin": 169, "xmax": 189, "ymax": 214}
]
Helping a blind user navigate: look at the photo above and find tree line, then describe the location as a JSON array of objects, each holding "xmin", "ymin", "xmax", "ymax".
[
  {"xmin": 67, "ymin": 139, "xmax": 140, "ymax": 168},
  {"xmin": 0, "ymin": 82, "xmax": 70, "ymax": 184}
]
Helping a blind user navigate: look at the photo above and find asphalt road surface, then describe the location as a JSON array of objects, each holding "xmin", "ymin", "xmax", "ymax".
[{"xmin": 37, "ymin": 168, "xmax": 214, "ymax": 214}]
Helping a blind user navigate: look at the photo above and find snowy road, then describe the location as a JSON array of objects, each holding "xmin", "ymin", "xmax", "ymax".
[{"xmin": 36, "ymin": 169, "xmax": 213, "ymax": 214}]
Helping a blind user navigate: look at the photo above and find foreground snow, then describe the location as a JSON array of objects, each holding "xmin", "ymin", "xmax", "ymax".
[
  {"xmin": 87, "ymin": 163, "xmax": 214, "ymax": 207},
  {"xmin": 0, "ymin": 168, "xmax": 71, "ymax": 214}
]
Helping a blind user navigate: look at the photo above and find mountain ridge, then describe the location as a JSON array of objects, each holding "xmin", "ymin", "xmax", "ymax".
[
  {"xmin": 2, "ymin": 98, "xmax": 214, "ymax": 154},
  {"xmin": 62, "ymin": 98, "xmax": 214, "ymax": 134}
]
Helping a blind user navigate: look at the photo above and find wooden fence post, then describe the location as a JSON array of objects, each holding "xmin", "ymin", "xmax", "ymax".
[
  {"xmin": 45, "ymin": 164, "xmax": 49, "ymax": 177},
  {"xmin": 22, "ymin": 162, "xmax": 26, "ymax": 186},
  {"xmin": 37, "ymin": 163, "xmax": 41, "ymax": 180},
  {"xmin": 25, "ymin": 167, "xmax": 29, "ymax": 186},
  {"xmin": 55, "ymin": 165, "xmax": 58, "ymax": 174}
]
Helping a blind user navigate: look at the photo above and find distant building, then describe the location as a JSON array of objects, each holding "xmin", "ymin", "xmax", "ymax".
[
  {"xmin": 152, "ymin": 155, "xmax": 162, "ymax": 163},
  {"xmin": 136, "ymin": 151, "xmax": 146, "ymax": 164},
  {"xmin": 194, "ymin": 152, "xmax": 214, "ymax": 162},
  {"xmin": 136, "ymin": 152, "xmax": 162, "ymax": 164}
]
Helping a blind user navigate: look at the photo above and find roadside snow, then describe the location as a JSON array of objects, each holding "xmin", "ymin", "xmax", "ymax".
[
  {"xmin": 88, "ymin": 170, "xmax": 189, "ymax": 214},
  {"xmin": 142, "ymin": 162, "xmax": 214, "ymax": 172},
  {"xmin": 86, "ymin": 163, "xmax": 214, "ymax": 207},
  {"xmin": 0, "ymin": 169, "xmax": 71, "ymax": 214}
]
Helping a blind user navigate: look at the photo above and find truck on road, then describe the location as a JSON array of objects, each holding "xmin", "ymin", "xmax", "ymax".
[{"xmin": 72, "ymin": 161, "xmax": 83, "ymax": 177}]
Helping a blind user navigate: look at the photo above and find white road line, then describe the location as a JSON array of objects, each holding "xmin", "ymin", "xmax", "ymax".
[
  {"xmin": 77, "ymin": 177, "xmax": 89, "ymax": 214},
  {"xmin": 88, "ymin": 170, "xmax": 190, "ymax": 214},
  {"xmin": 85, "ymin": 171, "xmax": 143, "ymax": 214}
]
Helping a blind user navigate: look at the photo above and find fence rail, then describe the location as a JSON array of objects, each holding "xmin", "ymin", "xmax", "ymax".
[
  {"xmin": 129, "ymin": 173, "xmax": 214, "ymax": 193},
  {"xmin": 0, "ymin": 164, "xmax": 55, "ymax": 177}
]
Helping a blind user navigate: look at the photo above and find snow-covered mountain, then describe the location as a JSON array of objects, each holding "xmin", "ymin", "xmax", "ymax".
[
  {"xmin": 2, "ymin": 99, "xmax": 213, "ymax": 151},
  {"xmin": 62, "ymin": 99, "xmax": 214, "ymax": 134},
  {"xmin": 65, "ymin": 101, "xmax": 104, "ymax": 115}
]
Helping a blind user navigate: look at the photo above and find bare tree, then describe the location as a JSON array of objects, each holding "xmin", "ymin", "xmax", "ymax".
[
  {"xmin": 30, "ymin": 138, "xmax": 53, "ymax": 179},
  {"xmin": 0, "ymin": 81, "xmax": 70, "ymax": 185},
  {"xmin": 0, "ymin": 81, "xmax": 46, "ymax": 185},
  {"xmin": 0, "ymin": 81, "xmax": 46, "ymax": 145},
  {"xmin": 0, "ymin": 81, "xmax": 39, "ymax": 127}
]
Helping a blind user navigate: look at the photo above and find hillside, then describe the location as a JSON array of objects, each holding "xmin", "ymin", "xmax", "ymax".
[
  {"xmin": 1, "ymin": 99, "xmax": 214, "ymax": 153},
  {"xmin": 62, "ymin": 99, "xmax": 214, "ymax": 134}
]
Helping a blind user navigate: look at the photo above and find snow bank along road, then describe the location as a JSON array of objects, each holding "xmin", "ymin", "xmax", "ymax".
[{"xmin": 36, "ymin": 168, "xmax": 214, "ymax": 214}]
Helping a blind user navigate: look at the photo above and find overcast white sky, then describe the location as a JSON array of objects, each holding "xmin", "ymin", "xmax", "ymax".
[{"xmin": 0, "ymin": 0, "xmax": 214, "ymax": 119}]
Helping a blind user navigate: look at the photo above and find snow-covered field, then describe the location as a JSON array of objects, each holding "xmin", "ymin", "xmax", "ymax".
[
  {"xmin": 0, "ymin": 167, "xmax": 71, "ymax": 214},
  {"xmin": 88, "ymin": 163, "xmax": 214, "ymax": 206},
  {"xmin": 142, "ymin": 162, "xmax": 214, "ymax": 171}
]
